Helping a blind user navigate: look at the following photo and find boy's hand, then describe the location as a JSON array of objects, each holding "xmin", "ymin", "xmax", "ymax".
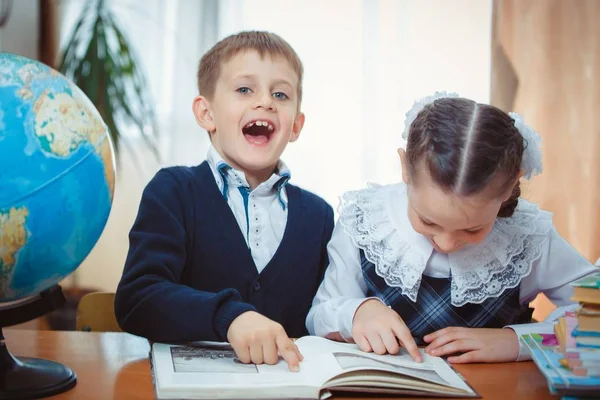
[
  {"xmin": 227, "ymin": 311, "xmax": 303, "ymax": 372},
  {"xmin": 423, "ymin": 327, "xmax": 519, "ymax": 363},
  {"xmin": 352, "ymin": 299, "xmax": 422, "ymax": 362}
]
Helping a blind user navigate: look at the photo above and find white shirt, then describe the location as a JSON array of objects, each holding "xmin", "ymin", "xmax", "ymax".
[
  {"xmin": 206, "ymin": 145, "xmax": 289, "ymax": 273},
  {"xmin": 306, "ymin": 183, "xmax": 598, "ymax": 361}
]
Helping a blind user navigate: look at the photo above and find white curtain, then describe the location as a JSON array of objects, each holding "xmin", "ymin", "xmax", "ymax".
[
  {"xmin": 216, "ymin": 0, "xmax": 492, "ymax": 208},
  {"xmin": 59, "ymin": 0, "xmax": 492, "ymax": 292},
  {"xmin": 58, "ymin": 0, "xmax": 220, "ymax": 289}
]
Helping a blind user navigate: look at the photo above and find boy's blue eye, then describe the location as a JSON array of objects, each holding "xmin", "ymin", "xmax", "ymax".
[
  {"xmin": 272, "ymin": 92, "xmax": 288, "ymax": 100},
  {"xmin": 237, "ymin": 87, "xmax": 252, "ymax": 94}
]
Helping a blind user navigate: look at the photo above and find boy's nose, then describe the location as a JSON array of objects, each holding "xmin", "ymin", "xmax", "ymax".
[{"xmin": 254, "ymin": 93, "xmax": 275, "ymax": 111}]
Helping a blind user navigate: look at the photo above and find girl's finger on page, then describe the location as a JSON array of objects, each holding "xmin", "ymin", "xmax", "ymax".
[
  {"xmin": 380, "ymin": 330, "xmax": 401, "ymax": 355},
  {"xmin": 366, "ymin": 332, "xmax": 387, "ymax": 355},
  {"xmin": 392, "ymin": 323, "xmax": 422, "ymax": 362},
  {"xmin": 354, "ymin": 334, "xmax": 373, "ymax": 353},
  {"xmin": 249, "ymin": 343, "xmax": 264, "ymax": 365}
]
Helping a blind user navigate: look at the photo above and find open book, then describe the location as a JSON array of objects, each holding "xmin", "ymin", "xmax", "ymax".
[{"xmin": 151, "ymin": 336, "xmax": 478, "ymax": 399}]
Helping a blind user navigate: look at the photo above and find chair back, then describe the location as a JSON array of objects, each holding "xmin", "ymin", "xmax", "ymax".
[{"xmin": 76, "ymin": 292, "xmax": 122, "ymax": 332}]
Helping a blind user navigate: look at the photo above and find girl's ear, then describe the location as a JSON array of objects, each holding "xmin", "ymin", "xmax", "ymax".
[
  {"xmin": 504, "ymin": 170, "xmax": 525, "ymax": 201},
  {"xmin": 398, "ymin": 148, "xmax": 410, "ymax": 184},
  {"xmin": 192, "ymin": 96, "xmax": 216, "ymax": 133}
]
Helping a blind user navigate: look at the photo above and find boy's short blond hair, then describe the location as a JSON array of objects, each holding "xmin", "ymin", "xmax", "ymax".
[{"xmin": 197, "ymin": 31, "xmax": 304, "ymax": 107}]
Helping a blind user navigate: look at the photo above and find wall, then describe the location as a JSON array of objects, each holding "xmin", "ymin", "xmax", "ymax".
[
  {"xmin": 67, "ymin": 0, "xmax": 493, "ymax": 293},
  {"xmin": 491, "ymin": 0, "xmax": 600, "ymax": 320},
  {"xmin": 220, "ymin": 0, "xmax": 492, "ymax": 204},
  {"xmin": 58, "ymin": 0, "xmax": 214, "ymax": 292},
  {"xmin": 48, "ymin": 0, "xmax": 493, "ymax": 294},
  {"xmin": 0, "ymin": 0, "xmax": 39, "ymax": 59}
]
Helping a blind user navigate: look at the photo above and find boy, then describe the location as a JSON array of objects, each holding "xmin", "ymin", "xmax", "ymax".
[{"xmin": 114, "ymin": 31, "xmax": 334, "ymax": 372}]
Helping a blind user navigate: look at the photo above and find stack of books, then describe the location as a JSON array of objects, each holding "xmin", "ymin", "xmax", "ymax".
[
  {"xmin": 568, "ymin": 273, "xmax": 600, "ymax": 355},
  {"xmin": 520, "ymin": 271, "xmax": 600, "ymax": 397},
  {"xmin": 554, "ymin": 310, "xmax": 600, "ymax": 377},
  {"xmin": 555, "ymin": 272, "xmax": 600, "ymax": 377}
]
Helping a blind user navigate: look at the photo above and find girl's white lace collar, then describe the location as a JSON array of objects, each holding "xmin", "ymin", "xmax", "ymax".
[{"xmin": 338, "ymin": 183, "xmax": 554, "ymax": 306}]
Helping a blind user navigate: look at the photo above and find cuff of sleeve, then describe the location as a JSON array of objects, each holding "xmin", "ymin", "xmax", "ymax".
[
  {"xmin": 214, "ymin": 301, "xmax": 257, "ymax": 342},
  {"xmin": 504, "ymin": 322, "xmax": 554, "ymax": 362},
  {"xmin": 339, "ymin": 297, "xmax": 386, "ymax": 341}
]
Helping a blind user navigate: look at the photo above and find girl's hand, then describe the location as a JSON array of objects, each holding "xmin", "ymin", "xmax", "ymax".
[
  {"xmin": 423, "ymin": 327, "xmax": 519, "ymax": 363},
  {"xmin": 352, "ymin": 299, "xmax": 422, "ymax": 362},
  {"xmin": 227, "ymin": 311, "xmax": 303, "ymax": 371}
]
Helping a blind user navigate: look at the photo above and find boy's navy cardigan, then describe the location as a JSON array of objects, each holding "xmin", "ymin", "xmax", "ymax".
[{"xmin": 114, "ymin": 161, "xmax": 334, "ymax": 342}]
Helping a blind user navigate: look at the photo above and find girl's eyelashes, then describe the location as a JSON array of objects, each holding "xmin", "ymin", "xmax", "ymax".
[
  {"xmin": 420, "ymin": 217, "xmax": 435, "ymax": 227},
  {"xmin": 420, "ymin": 215, "xmax": 481, "ymax": 236}
]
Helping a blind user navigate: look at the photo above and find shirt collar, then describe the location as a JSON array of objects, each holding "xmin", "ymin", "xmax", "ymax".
[
  {"xmin": 206, "ymin": 145, "xmax": 291, "ymax": 209},
  {"xmin": 338, "ymin": 182, "xmax": 553, "ymax": 306}
]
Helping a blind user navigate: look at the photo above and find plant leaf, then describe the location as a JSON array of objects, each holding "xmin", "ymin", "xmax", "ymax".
[{"xmin": 58, "ymin": 0, "xmax": 162, "ymax": 168}]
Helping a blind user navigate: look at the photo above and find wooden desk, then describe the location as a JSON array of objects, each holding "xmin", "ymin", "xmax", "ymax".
[{"xmin": 3, "ymin": 329, "xmax": 557, "ymax": 400}]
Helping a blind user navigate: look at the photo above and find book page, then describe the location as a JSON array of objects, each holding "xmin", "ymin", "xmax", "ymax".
[
  {"xmin": 152, "ymin": 337, "xmax": 475, "ymax": 399},
  {"xmin": 152, "ymin": 342, "xmax": 323, "ymax": 399},
  {"xmin": 295, "ymin": 336, "xmax": 474, "ymax": 394}
]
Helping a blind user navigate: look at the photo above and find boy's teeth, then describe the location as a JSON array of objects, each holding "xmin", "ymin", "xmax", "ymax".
[{"xmin": 245, "ymin": 120, "xmax": 274, "ymax": 130}]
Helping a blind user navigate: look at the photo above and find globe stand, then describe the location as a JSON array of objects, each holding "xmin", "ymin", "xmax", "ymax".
[{"xmin": 0, "ymin": 285, "xmax": 77, "ymax": 399}]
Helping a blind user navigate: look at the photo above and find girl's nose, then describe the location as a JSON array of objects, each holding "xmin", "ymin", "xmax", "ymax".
[{"xmin": 432, "ymin": 234, "xmax": 461, "ymax": 253}]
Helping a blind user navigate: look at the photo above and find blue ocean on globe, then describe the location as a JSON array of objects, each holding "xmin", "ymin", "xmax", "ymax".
[{"xmin": 0, "ymin": 53, "xmax": 115, "ymax": 303}]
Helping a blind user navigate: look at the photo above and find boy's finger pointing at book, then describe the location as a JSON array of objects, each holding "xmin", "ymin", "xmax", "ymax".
[
  {"xmin": 233, "ymin": 344, "xmax": 251, "ymax": 364},
  {"xmin": 250, "ymin": 343, "xmax": 265, "ymax": 364},
  {"xmin": 262, "ymin": 339, "xmax": 279, "ymax": 365},
  {"xmin": 276, "ymin": 334, "xmax": 303, "ymax": 372}
]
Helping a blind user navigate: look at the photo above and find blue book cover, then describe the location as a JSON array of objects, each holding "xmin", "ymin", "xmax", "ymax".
[
  {"xmin": 571, "ymin": 328, "xmax": 600, "ymax": 349},
  {"xmin": 520, "ymin": 333, "xmax": 600, "ymax": 396},
  {"xmin": 571, "ymin": 272, "xmax": 600, "ymax": 289},
  {"xmin": 572, "ymin": 328, "xmax": 600, "ymax": 338}
]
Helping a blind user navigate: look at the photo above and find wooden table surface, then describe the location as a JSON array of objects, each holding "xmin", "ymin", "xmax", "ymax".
[{"xmin": 3, "ymin": 329, "xmax": 557, "ymax": 400}]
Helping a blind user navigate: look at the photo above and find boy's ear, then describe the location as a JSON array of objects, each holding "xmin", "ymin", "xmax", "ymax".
[
  {"xmin": 398, "ymin": 148, "xmax": 410, "ymax": 184},
  {"xmin": 288, "ymin": 112, "xmax": 305, "ymax": 143},
  {"xmin": 192, "ymin": 96, "xmax": 216, "ymax": 133}
]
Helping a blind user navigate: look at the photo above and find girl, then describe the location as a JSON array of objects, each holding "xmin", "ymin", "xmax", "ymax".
[{"xmin": 306, "ymin": 92, "xmax": 598, "ymax": 364}]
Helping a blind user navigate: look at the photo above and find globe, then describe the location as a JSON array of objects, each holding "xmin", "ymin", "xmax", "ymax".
[{"xmin": 0, "ymin": 53, "xmax": 115, "ymax": 305}]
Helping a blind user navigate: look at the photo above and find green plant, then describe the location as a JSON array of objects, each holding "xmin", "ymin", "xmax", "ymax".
[{"xmin": 59, "ymin": 0, "xmax": 160, "ymax": 164}]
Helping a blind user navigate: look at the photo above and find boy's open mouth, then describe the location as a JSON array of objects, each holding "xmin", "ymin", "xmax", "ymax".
[{"xmin": 242, "ymin": 120, "xmax": 275, "ymax": 145}]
